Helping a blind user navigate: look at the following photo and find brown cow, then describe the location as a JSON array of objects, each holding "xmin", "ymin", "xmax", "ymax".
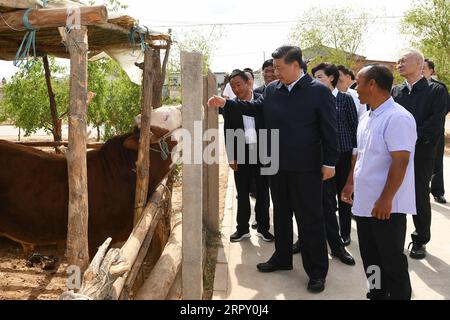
[{"xmin": 0, "ymin": 106, "xmax": 182, "ymax": 256}]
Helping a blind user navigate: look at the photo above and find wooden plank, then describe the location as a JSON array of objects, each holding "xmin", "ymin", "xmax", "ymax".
[
  {"xmin": 181, "ymin": 51, "xmax": 204, "ymax": 300},
  {"xmin": 0, "ymin": 6, "xmax": 108, "ymax": 32},
  {"xmin": 133, "ymin": 46, "xmax": 155, "ymax": 226},
  {"xmin": 65, "ymin": 26, "xmax": 89, "ymax": 271}
]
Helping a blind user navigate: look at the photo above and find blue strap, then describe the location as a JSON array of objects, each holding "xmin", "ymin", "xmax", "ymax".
[
  {"xmin": 13, "ymin": 9, "xmax": 38, "ymax": 68},
  {"xmin": 159, "ymin": 140, "xmax": 170, "ymax": 161},
  {"xmin": 129, "ymin": 27, "xmax": 147, "ymax": 54}
]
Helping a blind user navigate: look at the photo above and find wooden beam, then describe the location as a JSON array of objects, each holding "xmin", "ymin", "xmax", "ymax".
[
  {"xmin": 0, "ymin": 6, "xmax": 108, "ymax": 32},
  {"xmin": 133, "ymin": 46, "xmax": 155, "ymax": 226},
  {"xmin": 135, "ymin": 211, "xmax": 182, "ymax": 300},
  {"xmin": 111, "ymin": 182, "xmax": 167, "ymax": 299},
  {"xmin": 16, "ymin": 141, "xmax": 103, "ymax": 149},
  {"xmin": 65, "ymin": 26, "xmax": 89, "ymax": 271},
  {"xmin": 0, "ymin": 0, "xmax": 39, "ymax": 10},
  {"xmin": 181, "ymin": 51, "xmax": 204, "ymax": 300}
]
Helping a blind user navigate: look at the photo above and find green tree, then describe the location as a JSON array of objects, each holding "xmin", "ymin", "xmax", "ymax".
[
  {"xmin": 87, "ymin": 59, "xmax": 114, "ymax": 141},
  {"xmin": 0, "ymin": 58, "xmax": 69, "ymax": 139},
  {"xmin": 289, "ymin": 7, "xmax": 372, "ymax": 68},
  {"xmin": 169, "ymin": 27, "xmax": 223, "ymax": 75},
  {"xmin": 88, "ymin": 0, "xmax": 128, "ymax": 12},
  {"xmin": 401, "ymin": 0, "xmax": 450, "ymax": 87},
  {"xmin": 102, "ymin": 60, "xmax": 142, "ymax": 140}
]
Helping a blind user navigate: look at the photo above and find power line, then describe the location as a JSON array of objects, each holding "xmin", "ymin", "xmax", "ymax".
[{"xmin": 147, "ymin": 15, "xmax": 405, "ymax": 28}]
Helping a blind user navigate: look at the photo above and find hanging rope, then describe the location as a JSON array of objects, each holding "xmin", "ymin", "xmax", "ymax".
[
  {"xmin": 129, "ymin": 26, "xmax": 148, "ymax": 55},
  {"xmin": 13, "ymin": 9, "xmax": 38, "ymax": 69},
  {"xmin": 150, "ymin": 131, "xmax": 174, "ymax": 161}
]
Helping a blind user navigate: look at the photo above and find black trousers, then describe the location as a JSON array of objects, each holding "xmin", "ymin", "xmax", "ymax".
[
  {"xmin": 270, "ymin": 170, "xmax": 329, "ymax": 280},
  {"xmin": 412, "ymin": 155, "xmax": 435, "ymax": 245},
  {"xmin": 335, "ymin": 151, "xmax": 353, "ymax": 239},
  {"xmin": 431, "ymin": 132, "xmax": 446, "ymax": 197},
  {"xmin": 295, "ymin": 152, "xmax": 351, "ymax": 251},
  {"xmin": 322, "ymin": 179, "xmax": 345, "ymax": 252},
  {"xmin": 356, "ymin": 214, "xmax": 411, "ymax": 300},
  {"xmin": 234, "ymin": 164, "xmax": 270, "ymax": 234}
]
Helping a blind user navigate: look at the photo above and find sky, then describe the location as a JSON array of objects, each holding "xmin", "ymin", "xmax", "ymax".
[{"xmin": 0, "ymin": 0, "xmax": 414, "ymax": 78}]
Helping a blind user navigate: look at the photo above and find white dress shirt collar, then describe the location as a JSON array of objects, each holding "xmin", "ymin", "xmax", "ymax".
[
  {"xmin": 405, "ymin": 76, "xmax": 424, "ymax": 93},
  {"xmin": 286, "ymin": 72, "xmax": 305, "ymax": 92},
  {"xmin": 332, "ymin": 88, "xmax": 339, "ymax": 97}
]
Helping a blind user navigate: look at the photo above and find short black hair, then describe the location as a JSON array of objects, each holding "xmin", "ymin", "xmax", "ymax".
[
  {"xmin": 243, "ymin": 68, "xmax": 255, "ymax": 79},
  {"xmin": 424, "ymin": 59, "xmax": 435, "ymax": 70},
  {"xmin": 361, "ymin": 64, "xmax": 394, "ymax": 92},
  {"xmin": 337, "ymin": 65, "xmax": 356, "ymax": 81},
  {"xmin": 229, "ymin": 69, "xmax": 250, "ymax": 83},
  {"xmin": 301, "ymin": 60, "xmax": 308, "ymax": 73},
  {"xmin": 272, "ymin": 46, "xmax": 303, "ymax": 67},
  {"xmin": 312, "ymin": 63, "xmax": 340, "ymax": 88},
  {"xmin": 262, "ymin": 59, "xmax": 274, "ymax": 70}
]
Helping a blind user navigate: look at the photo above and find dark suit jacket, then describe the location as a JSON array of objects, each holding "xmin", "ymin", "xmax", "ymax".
[
  {"xmin": 254, "ymin": 85, "xmax": 266, "ymax": 95},
  {"xmin": 392, "ymin": 77, "xmax": 448, "ymax": 157},
  {"xmin": 224, "ymin": 74, "xmax": 339, "ymax": 172},
  {"xmin": 430, "ymin": 78, "xmax": 450, "ymax": 115},
  {"xmin": 221, "ymin": 92, "xmax": 265, "ymax": 164}
]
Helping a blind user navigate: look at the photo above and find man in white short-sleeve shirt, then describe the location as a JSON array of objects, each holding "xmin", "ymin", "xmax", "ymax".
[{"xmin": 341, "ymin": 65, "xmax": 417, "ymax": 300}]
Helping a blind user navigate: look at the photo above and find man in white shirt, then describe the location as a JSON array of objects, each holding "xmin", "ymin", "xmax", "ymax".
[
  {"xmin": 220, "ymin": 69, "xmax": 273, "ymax": 244},
  {"xmin": 342, "ymin": 65, "xmax": 417, "ymax": 300}
]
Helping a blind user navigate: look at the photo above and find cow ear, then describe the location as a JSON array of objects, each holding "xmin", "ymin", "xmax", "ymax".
[{"xmin": 123, "ymin": 134, "xmax": 140, "ymax": 150}]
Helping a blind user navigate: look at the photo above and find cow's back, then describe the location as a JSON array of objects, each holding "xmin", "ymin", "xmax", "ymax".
[{"xmin": 0, "ymin": 141, "xmax": 69, "ymax": 245}]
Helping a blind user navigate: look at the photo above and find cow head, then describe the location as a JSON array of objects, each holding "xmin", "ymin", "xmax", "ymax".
[{"xmin": 122, "ymin": 105, "xmax": 182, "ymax": 157}]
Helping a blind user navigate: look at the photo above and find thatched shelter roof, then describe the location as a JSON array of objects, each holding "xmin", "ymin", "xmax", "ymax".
[{"xmin": 0, "ymin": 0, "xmax": 171, "ymax": 61}]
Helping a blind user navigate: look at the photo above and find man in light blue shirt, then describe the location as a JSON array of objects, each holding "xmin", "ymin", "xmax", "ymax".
[{"xmin": 341, "ymin": 65, "xmax": 417, "ymax": 300}]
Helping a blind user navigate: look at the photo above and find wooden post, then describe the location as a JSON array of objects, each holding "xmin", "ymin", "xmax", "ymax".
[
  {"xmin": 66, "ymin": 26, "xmax": 89, "ymax": 270},
  {"xmin": 0, "ymin": 6, "xmax": 108, "ymax": 32},
  {"xmin": 42, "ymin": 55, "xmax": 62, "ymax": 152},
  {"xmin": 181, "ymin": 51, "xmax": 204, "ymax": 300},
  {"xmin": 151, "ymin": 44, "xmax": 171, "ymax": 109},
  {"xmin": 202, "ymin": 71, "xmax": 219, "ymax": 234},
  {"xmin": 133, "ymin": 47, "xmax": 155, "ymax": 226}
]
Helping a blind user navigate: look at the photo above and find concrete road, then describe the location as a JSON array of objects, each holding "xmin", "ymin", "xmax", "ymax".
[{"xmin": 214, "ymin": 156, "xmax": 450, "ymax": 300}]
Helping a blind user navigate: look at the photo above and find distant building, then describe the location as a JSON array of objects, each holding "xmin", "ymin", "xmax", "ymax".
[{"xmin": 303, "ymin": 45, "xmax": 397, "ymax": 74}]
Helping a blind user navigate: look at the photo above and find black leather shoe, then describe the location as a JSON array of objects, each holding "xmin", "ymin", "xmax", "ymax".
[
  {"xmin": 230, "ymin": 231, "xmax": 250, "ymax": 243},
  {"xmin": 256, "ymin": 231, "xmax": 275, "ymax": 242},
  {"xmin": 331, "ymin": 247, "xmax": 356, "ymax": 266},
  {"xmin": 409, "ymin": 242, "xmax": 427, "ymax": 260},
  {"xmin": 434, "ymin": 195, "xmax": 447, "ymax": 204},
  {"xmin": 293, "ymin": 240, "xmax": 301, "ymax": 254},
  {"xmin": 342, "ymin": 236, "xmax": 351, "ymax": 247},
  {"xmin": 257, "ymin": 261, "xmax": 293, "ymax": 273},
  {"xmin": 307, "ymin": 279, "xmax": 326, "ymax": 293}
]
